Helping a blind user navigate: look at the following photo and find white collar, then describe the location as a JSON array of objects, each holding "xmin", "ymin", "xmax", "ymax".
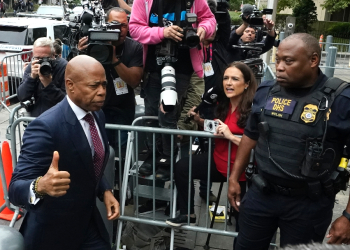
[{"xmin": 66, "ymin": 96, "xmax": 92, "ymax": 121}]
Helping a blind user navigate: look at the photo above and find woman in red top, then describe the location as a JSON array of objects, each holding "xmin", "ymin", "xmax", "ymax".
[{"xmin": 166, "ymin": 62, "xmax": 257, "ymax": 227}]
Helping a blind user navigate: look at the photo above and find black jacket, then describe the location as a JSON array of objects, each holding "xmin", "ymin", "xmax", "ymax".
[
  {"xmin": 18, "ymin": 57, "xmax": 67, "ymax": 117},
  {"xmin": 226, "ymin": 29, "xmax": 276, "ymax": 63}
]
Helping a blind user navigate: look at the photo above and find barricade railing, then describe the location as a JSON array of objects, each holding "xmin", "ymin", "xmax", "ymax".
[
  {"xmin": 263, "ymin": 61, "xmax": 276, "ymax": 81},
  {"xmin": 319, "ymin": 42, "xmax": 350, "ymax": 70},
  {"xmin": 0, "ymin": 116, "xmax": 33, "ymax": 227},
  {"xmin": 0, "ymin": 50, "xmax": 33, "ymax": 112},
  {"xmin": 112, "ymin": 116, "xmax": 247, "ymax": 250},
  {"xmin": 6, "ymin": 101, "xmax": 31, "ymax": 147},
  {"xmin": 8, "ymin": 117, "xmax": 277, "ymax": 249}
]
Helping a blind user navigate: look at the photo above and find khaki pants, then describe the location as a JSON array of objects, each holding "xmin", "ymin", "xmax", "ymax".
[{"xmin": 177, "ymin": 72, "xmax": 204, "ymax": 132}]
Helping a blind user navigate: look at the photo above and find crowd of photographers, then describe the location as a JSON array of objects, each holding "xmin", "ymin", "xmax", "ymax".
[
  {"xmin": 17, "ymin": 0, "xmax": 276, "ymax": 219},
  {"xmin": 19, "ymin": 0, "xmax": 276, "ymax": 168},
  {"xmin": 14, "ymin": 0, "xmax": 313, "ymax": 248}
]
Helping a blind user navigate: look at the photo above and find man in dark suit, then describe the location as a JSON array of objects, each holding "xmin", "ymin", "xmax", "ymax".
[{"xmin": 9, "ymin": 55, "xmax": 120, "ymax": 250}]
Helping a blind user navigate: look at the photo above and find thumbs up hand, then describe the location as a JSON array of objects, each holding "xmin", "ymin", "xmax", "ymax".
[{"xmin": 37, "ymin": 151, "xmax": 71, "ymax": 197}]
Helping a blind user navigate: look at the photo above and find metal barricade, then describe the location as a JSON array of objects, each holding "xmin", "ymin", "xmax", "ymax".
[
  {"xmin": 263, "ymin": 61, "xmax": 276, "ymax": 81},
  {"xmin": 114, "ymin": 116, "xmax": 243, "ymax": 250},
  {"xmin": 0, "ymin": 50, "xmax": 33, "ymax": 112},
  {"xmin": 8, "ymin": 117, "xmax": 277, "ymax": 249},
  {"xmin": 0, "ymin": 116, "xmax": 33, "ymax": 227}
]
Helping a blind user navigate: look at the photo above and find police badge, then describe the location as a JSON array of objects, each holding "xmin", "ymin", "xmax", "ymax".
[{"xmin": 301, "ymin": 104, "xmax": 318, "ymax": 123}]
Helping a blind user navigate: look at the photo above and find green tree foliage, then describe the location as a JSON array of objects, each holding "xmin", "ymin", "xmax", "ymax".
[
  {"xmin": 292, "ymin": 0, "xmax": 317, "ymax": 33},
  {"xmin": 327, "ymin": 22, "xmax": 350, "ymax": 38},
  {"xmin": 229, "ymin": 0, "xmax": 255, "ymax": 12},
  {"xmin": 321, "ymin": 0, "xmax": 350, "ymax": 13},
  {"xmin": 276, "ymin": 0, "xmax": 299, "ymax": 12}
]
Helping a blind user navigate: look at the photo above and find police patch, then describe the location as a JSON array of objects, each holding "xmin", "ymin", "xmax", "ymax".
[
  {"xmin": 264, "ymin": 96, "xmax": 297, "ymax": 119},
  {"xmin": 301, "ymin": 104, "xmax": 318, "ymax": 123}
]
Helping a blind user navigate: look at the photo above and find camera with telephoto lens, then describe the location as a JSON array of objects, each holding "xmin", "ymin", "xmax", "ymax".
[
  {"xmin": 240, "ymin": 4, "xmax": 273, "ymax": 27},
  {"xmin": 204, "ymin": 119, "xmax": 219, "ymax": 134},
  {"xmin": 63, "ymin": 0, "xmax": 121, "ymax": 64},
  {"xmin": 37, "ymin": 57, "xmax": 56, "ymax": 76},
  {"xmin": 155, "ymin": 2, "xmax": 200, "ymax": 113}
]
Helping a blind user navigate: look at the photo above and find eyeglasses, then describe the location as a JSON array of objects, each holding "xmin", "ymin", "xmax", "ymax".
[{"xmin": 32, "ymin": 56, "xmax": 52, "ymax": 61}]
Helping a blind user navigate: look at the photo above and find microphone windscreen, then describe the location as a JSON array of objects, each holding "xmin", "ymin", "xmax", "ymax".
[
  {"xmin": 242, "ymin": 4, "xmax": 254, "ymax": 16},
  {"xmin": 81, "ymin": 24, "xmax": 90, "ymax": 37},
  {"xmin": 202, "ymin": 86, "xmax": 219, "ymax": 104},
  {"xmin": 81, "ymin": 12, "xmax": 93, "ymax": 25}
]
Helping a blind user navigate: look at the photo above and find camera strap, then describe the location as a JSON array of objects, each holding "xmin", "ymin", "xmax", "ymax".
[
  {"xmin": 175, "ymin": 0, "xmax": 181, "ymax": 26},
  {"xmin": 158, "ymin": 0, "xmax": 163, "ymax": 27}
]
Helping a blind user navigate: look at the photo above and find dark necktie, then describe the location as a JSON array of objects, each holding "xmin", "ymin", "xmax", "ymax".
[{"xmin": 83, "ymin": 113, "xmax": 105, "ymax": 181}]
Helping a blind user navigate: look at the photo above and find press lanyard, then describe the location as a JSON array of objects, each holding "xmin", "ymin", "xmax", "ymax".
[{"xmin": 203, "ymin": 44, "xmax": 213, "ymax": 63}]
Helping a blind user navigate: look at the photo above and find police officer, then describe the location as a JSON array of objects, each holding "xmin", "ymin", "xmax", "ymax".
[{"xmin": 227, "ymin": 33, "xmax": 350, "ymax": 249}]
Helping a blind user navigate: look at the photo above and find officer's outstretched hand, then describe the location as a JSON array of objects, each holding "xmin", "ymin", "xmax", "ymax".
[
  {"xmin": 228, "ymin": 178, "xmax": 241, "ymax": 212},
  {"xmin": 37, "ymin": 151, "xmax": 71, "ymax": 197},
  {"xmin": 327, "ymin": 215, "xmax": 350, "ymax": 244}
]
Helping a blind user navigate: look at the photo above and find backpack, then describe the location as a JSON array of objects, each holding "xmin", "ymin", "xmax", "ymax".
[{"xmin": 121, "ymin": 221, "xmax": 170, "ymax": 250}]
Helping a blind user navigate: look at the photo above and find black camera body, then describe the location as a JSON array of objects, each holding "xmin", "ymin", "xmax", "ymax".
[
  {"xmin": 63, "ymin": 0, "xmax": 121, "ymax": 64},
  {"xmin": 156, "ymin": 13, "xmax": 199, "ymax": 62},
  {"xmin": 178, "ymin": 13, "xmax": 199, "ymax": 49},
  {"xmin": 231, "ymin": 42, "xmax": 264, "ymax": 82},
  {"xmin": 241, "ymin": 4, "xmax": 273, "ymax": 27},
  {"xmin": 87, "ymin": 21, "xmax": 121, "ymax": 64},
  {"xmin": 37, "ymin": 57, "xmax": 56, "ymax": 76}
]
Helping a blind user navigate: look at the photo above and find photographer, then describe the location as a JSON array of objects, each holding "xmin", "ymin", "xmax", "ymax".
[
  {"xmin": 53, "ymin": 38, "xmax": 63, "ymax": 58},
  {"xmin": 201, "ymin": 0, "xmax": 230, "ymax": 118},
  {"xmin": 102, "ymin": 0, "xmax": 132, "ymax": 13},
  {"xmin": 129, "ymin": 0, "xmax": 216, "ymax": 179},
  {"xmin": 190, "ymin": 0, "xmax": 231, "ymax": 203},
  {"xmin": 78, "ymin": 7, "xmax": 143, "ymax": 149},
  {"xmin": 166, "ymin": 62, "xmax": 257, "ymax": 226},
  {"xmin": 227, "ymin": 5, "xmax": 276, "ymax": 63},
  {"xmin": 18, "ymin": 37, "xmax": 67, "ymax": 117}
]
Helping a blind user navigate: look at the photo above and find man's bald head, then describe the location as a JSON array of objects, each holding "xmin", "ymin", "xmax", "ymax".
[
  {"xmin": 65, "ymin": 55, "xmax": 104, "ymax": 83},
  {"xmin": 65, "ymin": 55, "xmax": 107, "ymax": 111},
  {"xmin": 275, "ymin": 33, "xmax": 321, "ymax": 88},
  {"xmin": 282, "ymin": 33, "xmax": 321, "ymax": 64}
]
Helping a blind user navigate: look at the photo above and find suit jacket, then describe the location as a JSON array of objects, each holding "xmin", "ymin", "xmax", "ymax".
[{"xmin": 9, "ymin": 97, "xmax": 111, "ymax": 250}]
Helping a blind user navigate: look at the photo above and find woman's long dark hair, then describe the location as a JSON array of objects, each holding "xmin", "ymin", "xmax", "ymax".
[{"xmin": 215, "ymin": 62, "xmax": 257, "ymax": 128}]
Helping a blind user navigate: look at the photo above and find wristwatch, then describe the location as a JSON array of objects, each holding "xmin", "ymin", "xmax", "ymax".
[{"xmin": 342, "ymin": 210, "xmax": 350, "ymax": 221}]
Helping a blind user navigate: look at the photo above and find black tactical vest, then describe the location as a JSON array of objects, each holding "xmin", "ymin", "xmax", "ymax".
[{"xmin": 255, "ymin": 78, "xmax": 348, "ymax": 183}]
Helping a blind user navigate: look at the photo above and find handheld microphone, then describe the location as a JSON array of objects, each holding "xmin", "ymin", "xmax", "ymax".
[
  {"xmin": 241, "ymin": 4, "xmax": 254, "ymax": 23},
  {"xmin": 241, "ymin": 4, "xmax": 254, "ymax": 17},
  {"xmin": 81, "ymin": 11, "xmax": 93, "ymax": 25},
  {"xmin": 184, "ymin": 86, "xmax": 219, "ymax": 123},
  {"xmin": 81, "ymin": 12, "xmax": 93, "ymax": 36}
]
